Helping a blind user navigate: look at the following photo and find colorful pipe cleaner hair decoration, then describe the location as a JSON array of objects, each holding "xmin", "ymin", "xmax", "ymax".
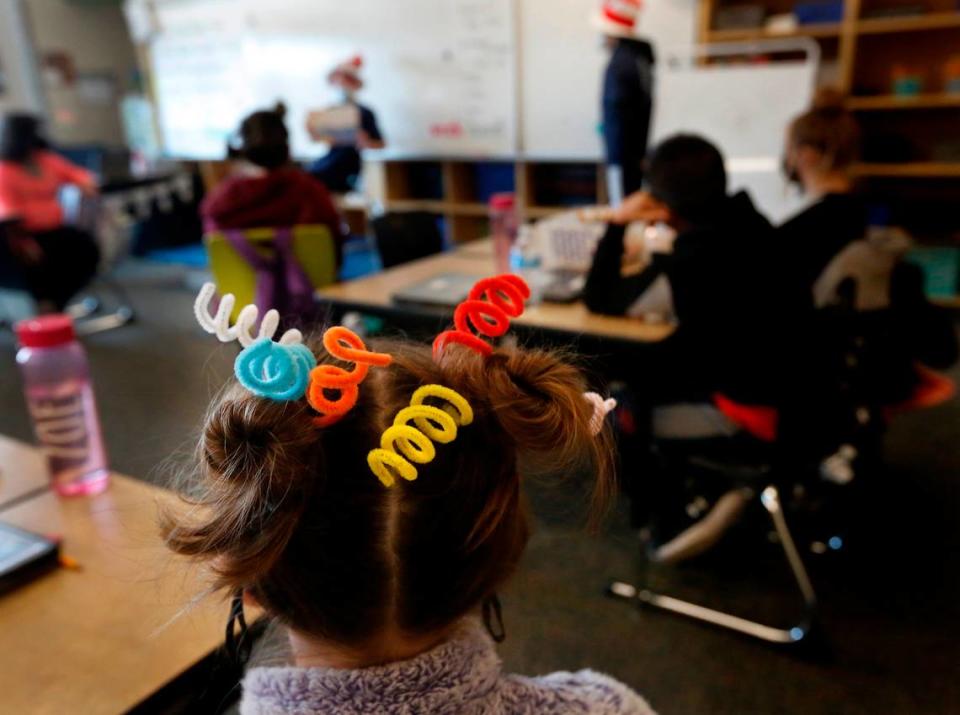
[
  {"xmin": 194, "ymin": 283, "xmax": 315, "ymax": 402},
  {"xmin": 433, "ymin": 274, "xmax": 530, "ymax": 359},
  {"xmin": 235, "ymin": 339, "xmax": 317, "ymax": 402},
  {"xmin": 307, "ymin": 326, "xmax": 393, "ymax": 428},
  {"xmin": 367, "ymin": 385, "xmax": 474, "ymax": 487},
  {"xmin": 583, "ymin": 392, "xmax": 618, "ymax": 436},
  {"xmin": 194, "ymin": 282, "xmax": 303, "ymax": 348}
]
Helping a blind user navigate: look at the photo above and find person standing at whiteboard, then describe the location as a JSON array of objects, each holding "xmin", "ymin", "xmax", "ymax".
[
  {"xmin": 593, "ymin": 0, "xmax": 655, "ymax": 204},
  {"xmin": 306, "ymin": 56, "xmax": 386, "ymax": 194}
]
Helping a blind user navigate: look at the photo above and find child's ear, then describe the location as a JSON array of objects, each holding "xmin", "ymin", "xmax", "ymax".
[{"xmin": 242, "ymin": 589, "xmax": 260, "ymax": 608}]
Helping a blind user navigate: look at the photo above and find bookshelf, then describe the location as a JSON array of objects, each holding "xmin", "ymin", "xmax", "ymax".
[
  {"xmin": 699, "ymin": 0, "xmax": 960, "ymax": 302},
  {"xmin": 379, "ymin": 159, "xmax": 607, "ymax": 244},
  {"xmin": 698, "ymin": 0, "xmax": 960, "ymax": 181}
]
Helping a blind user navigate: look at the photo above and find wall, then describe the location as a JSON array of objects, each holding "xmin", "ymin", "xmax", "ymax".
[
  {"xmin": 0, "ymin": 0, "xmax": 45, "ymax": 114},
  {"xmin": 25, "ymin": 0, "xmax": 138, "ymax": 147}
]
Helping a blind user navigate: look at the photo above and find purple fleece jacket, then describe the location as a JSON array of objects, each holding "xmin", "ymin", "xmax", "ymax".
[{"xmin": 240, "ymin": 620, "xmax": 655, "ymax": 715}]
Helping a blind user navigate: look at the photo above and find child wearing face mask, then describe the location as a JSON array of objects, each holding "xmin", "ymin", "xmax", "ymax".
[
  {"xmin": 307, "ymin": 56, "xmax": 386, "ymax": 193},
  {"xmin": 776, "ymin": 89, "xmax": 957, "ymax": 461}
]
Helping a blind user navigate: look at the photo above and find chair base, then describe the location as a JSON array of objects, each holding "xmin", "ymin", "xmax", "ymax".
[
  {"xmin": 75, "ymin": 306, "xmax": 135, "ymax": 335},
  {"xmin": 608, "ymin": 486, "xmax": 818, "ymax": 646},
  {"xmin": 66, "ymin": 296, "xmax": 100, "ymax": 321}
]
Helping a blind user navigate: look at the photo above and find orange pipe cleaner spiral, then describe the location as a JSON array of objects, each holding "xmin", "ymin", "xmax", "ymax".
[
  {"xmin": 307, "ymin": 326, "xmax": 393, "ymax": 427},
  {"xmin": 433, "ymin": 274, "xmax": 530, "ymax": 359}
]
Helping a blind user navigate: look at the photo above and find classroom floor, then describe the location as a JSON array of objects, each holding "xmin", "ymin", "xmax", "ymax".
[{"xmin": 0, "ymin": 263, "xmax": 957, "ymax": 715}]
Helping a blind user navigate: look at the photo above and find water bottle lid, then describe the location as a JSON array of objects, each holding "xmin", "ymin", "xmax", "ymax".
[
  {"xmin": 15, "ymin": 314, "xmax": 77, "ymax": 348},
  {"xmin": 488, "ymin": 192, "xmax": 515, "ymax": 211}
]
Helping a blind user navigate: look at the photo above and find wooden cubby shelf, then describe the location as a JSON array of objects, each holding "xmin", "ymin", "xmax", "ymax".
[
  {"xmin": 851, "ymin": 163, "xmax": 960, "ymax": 178},
  {"xmin": 856, "ymin": 12, "xmax": 960, "ymax": 35},
  {"xmin": 704, "ymin": 23, "xmax": 841, "ymax": 42},
  {"xmin": 379, "ymin": 158, "xmax": 606, "ymax": 243},
  {"xmin": 700, "ymin": 0, "xmax": 960, "ymax": 189},
  {"xmin": 847, "ymin": 93, "xmax": 960, "ymax": 110}
]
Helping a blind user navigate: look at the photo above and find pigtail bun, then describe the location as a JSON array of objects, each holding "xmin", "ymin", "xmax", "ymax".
[
  {"xmin": 163, "ymin": 388, "xmax": 321, "ymax": 589},
  {"xmin": 437, "ymin": 344, "xmax": 615, "ymax": 534}
]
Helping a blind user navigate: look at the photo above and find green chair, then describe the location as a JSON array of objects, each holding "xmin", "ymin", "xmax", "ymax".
[{"xmin": 205, "ymin": 225, "xmax": 337, "ymax": 322}]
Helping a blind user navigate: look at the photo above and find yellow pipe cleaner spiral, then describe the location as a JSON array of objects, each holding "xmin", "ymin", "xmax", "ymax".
[{"xmin": 367, "ymin": 385, "xmax": 474, "ymax": 488}]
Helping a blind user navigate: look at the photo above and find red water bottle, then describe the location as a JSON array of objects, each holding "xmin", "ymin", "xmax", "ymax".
[{"xmin": 15, "ymin": 316, "xmax": 109, "ymax": 496}]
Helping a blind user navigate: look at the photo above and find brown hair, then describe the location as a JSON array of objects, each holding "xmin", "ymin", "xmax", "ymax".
[
  {"xmin": 163, "ymin": 339, "xmax": 615, "ymax": 650},
  {"xmin": 232, "ymin": 102, "xmax": 290, "ymax": 170},
  {"xmin": 788, "ymin": 87, "xmax": 860, "ymax": 171}
]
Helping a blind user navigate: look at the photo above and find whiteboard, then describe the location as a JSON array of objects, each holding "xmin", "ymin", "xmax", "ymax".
[
  {"xmin": 149, "ymin": 0, "xmax": 252, "ymax": 159},
  {"xmin": 143, "ymin": 0, "xmax": 516, "ymax": 159},
  {"xmin": 651, "ymin": 45, "xmax": 817, "ymax": 222},
  {"xmin": 519, "ymin": 0, "xmax": 607, "ymax": 159}
]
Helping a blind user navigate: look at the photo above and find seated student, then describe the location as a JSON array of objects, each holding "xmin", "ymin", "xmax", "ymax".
[
  {"xmin": 201, "ymin": 103, "xmax": 346, "ymax": 261},
  {"xmin": 584, "ymin": 134, "xmax": 787, "ymax": 408},
  {"xmin": 164, "ymin": 315, "xmax": 655, "ymax": 714},
  {"xmin": 780, "ymin": 89, "xmax": 957, "ymax": 403},
  {"xmin": 0, "ymin": 113, "xmax": 100, "ymax": 313}
]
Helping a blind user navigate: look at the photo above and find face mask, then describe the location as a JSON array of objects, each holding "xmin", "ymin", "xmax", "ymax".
[
  {"xmin": 782, "ymin": 156, "xmax": 803, "ymax": 191},
  {"xmin": 340, "ymin": 89, "xmax": 356, "ymax": 103}
]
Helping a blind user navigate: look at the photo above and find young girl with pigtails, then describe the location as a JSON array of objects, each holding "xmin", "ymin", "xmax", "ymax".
[{"xmin": 171, "ymin": 275, "xmax": 654, "ymax": 714}]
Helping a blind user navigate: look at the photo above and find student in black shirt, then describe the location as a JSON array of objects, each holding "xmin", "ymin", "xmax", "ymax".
[
  {"xmin": 307, "ymin": 56, "xmax": 385, "ymax": 193},
  {"xmin": 779, "ymin": 89, "xmax": 957, "ymax": 403},
  {"xmin": 584, "ymin": 134, "xmax": 788, "ymax": 407}
]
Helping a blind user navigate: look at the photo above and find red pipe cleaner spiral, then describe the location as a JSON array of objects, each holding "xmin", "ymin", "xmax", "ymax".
[
  {"xmin": 307, "ymin": 326, "xmax": 393, "ymax": 427},
  {"xmin": 433, "ymin": 274, "xmax": 530, "ymax": 359}
]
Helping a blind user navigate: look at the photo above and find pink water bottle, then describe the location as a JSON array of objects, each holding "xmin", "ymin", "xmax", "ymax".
[
  {"xmin": 15, "ymin": 316, "xmax": 109, "ymax": 496},
  {"xmin": 489, "ymin": 193, "xmax": 518, "ymax": 274}
]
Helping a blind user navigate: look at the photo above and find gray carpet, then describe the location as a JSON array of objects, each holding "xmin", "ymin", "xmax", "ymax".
[{"xmin": 1, "ymin": 263, "xmax": 957, "ymax": 715}]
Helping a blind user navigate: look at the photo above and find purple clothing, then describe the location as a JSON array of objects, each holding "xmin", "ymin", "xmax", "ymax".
[{"xmin": 240, "ymin": 620, "xmax": 655, "ymax": 715}]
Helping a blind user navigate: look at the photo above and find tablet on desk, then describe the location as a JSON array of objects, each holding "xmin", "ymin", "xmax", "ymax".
[
  {"xmin": 0, "ymin": 522, "xmax": 59, "ymax": 596},
  {"xmin": 391, "ymin": 273, "xmax": 479, "ymax": 309}
]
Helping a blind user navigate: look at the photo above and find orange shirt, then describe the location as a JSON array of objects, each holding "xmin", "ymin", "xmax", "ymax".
[{"xmin": 0, "ymin": 151, "xmax": 96, "ymax": 232}]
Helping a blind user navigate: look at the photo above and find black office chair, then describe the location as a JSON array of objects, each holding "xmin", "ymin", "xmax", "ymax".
[
  {"xmin": 0, "ymin": 218, "xmax": 133, "ymax": 334},
  {"xmin": 609, "ymin": 405, "xmax": 822, "ymax": 646},
  {"xmin": 371, "ymin": 211, "xmax": 444, "ymax": 269},
  {"xmin": 608, "ymin": 231, "xmax": 952, "ymax": 647}
]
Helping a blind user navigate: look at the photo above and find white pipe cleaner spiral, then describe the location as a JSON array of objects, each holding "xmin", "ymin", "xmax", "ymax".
[
  {"xmin": 194, "ymin": 282, "xmax": 303, "ymax": 348},
  {"xmin": 584, "ymin": 391, "xmax": 618, "ymax": 436}
]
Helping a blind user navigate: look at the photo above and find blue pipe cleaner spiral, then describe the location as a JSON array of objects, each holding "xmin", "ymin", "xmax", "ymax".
[{"xmin": 234, "ymin": 338, "xmax": 317, "ymax": 402}]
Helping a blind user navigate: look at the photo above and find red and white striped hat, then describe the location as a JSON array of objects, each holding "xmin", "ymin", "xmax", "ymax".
[
  {"xmin": 592, "ymin": 0, "xmax": 643, "ymax": 37},
  {"xmin": 328, "ymin": 55, "xmax": 364, "ymax": 90}
]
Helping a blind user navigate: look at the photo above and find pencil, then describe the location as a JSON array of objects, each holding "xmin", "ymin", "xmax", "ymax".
[{"xmin": 59, "ymin": 554, "xmax": 83, "ymax": 572}]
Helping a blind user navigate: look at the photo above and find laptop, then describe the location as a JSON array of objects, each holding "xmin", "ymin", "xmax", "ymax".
[{"xmin": 391, "ymin": 272, "xmax": 480, "ymax": 309}]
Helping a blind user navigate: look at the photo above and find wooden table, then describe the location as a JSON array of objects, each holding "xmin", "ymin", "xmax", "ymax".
[
  {"xmin": 317, "ymin": 240, "xmax": 674, "ymax": 344},
  {"xmin": 0, "ymin": 435, "xmax": 51, "ymax": 512},
  {"xmin": 0, "ymin": 468, "xmax": 226, "ymax": 714}
]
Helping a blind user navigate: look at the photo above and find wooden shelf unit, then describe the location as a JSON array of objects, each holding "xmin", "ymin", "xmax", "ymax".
[
  {"xmin": 847, "ymin": 93, "xmax": 960, "ymax": 110},
  {"xmin": 700, "ymin": 0, "xmax": 960, "ymax": 303},
  {"xmin": 704, "ymin": 22, "xmax": 841, "ymax": 41},
  {"xmin": 379, "ymin": 158, "xmax": 607, "ymax": 243},
  {"xmin": 856, "ymin": 12, "xmax": 960, "ymax": 34},
  {"xmin": 699, "ymin": 1, "xmax": 960, "ymax": 179},
  {"xmin": 851, "ymin": 162, "xmax": 960, "ymax": 178}
]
